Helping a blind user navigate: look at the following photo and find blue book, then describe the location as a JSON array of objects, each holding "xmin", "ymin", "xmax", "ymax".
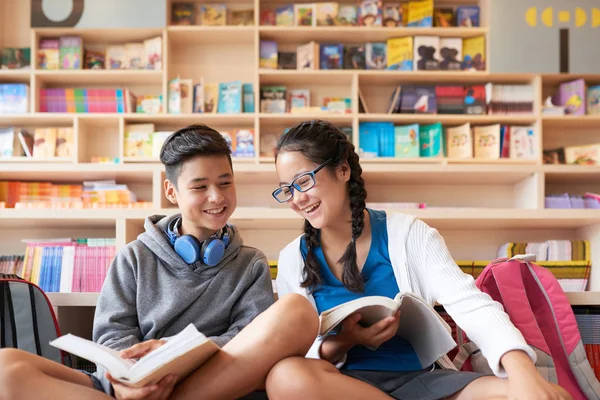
[
  {"xmin": 319, "ymin": 44, "xmax": 344, "ymax": 70},
  {"xmin": 456, "ymin": 6, "xmax": 479, "ymax": 27},
  {"xmin": 378, "ymin": 122, "xmax": 395, "ymax": 157},
  {"xmin": 217, "ymin": 81, "xmax": 242, "ymax": 113},
  {"xmin": 395, "ymin": 124, "xmax": 420, "ymax": 158},
  {"xmin": 359, "ymin": 122, "xmax": 382, "ymax": 157},
  {"xmin": 243, "ymin": 83, "xmax": 254, "ymax": 113},
  {"xmin": 419, "ymin": 122, "xmax": 443, "ymax": 157}
]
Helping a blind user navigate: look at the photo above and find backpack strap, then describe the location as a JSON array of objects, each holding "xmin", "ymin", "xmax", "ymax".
[
  {"xmin": 453, "ymin": 342, "xmax": 480, "ymax": 370},
  {"xmin": 28, "ymin": 285, "xmax": 42, "ymax": 356},
  {"xmin": 4, "ymin": 282, "xmax": 18, "ymax": 348},
  {"xmin": 0, "ymin": 281, "xmax": 5, "ymax": 348}
]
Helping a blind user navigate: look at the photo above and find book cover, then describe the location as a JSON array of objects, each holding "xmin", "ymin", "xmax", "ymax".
[
  {"xmin": 439, "ymin": 38, "xmax": 462, "ymax": 71},
  {"xmin": 218, "ymin": 80, "xmax": 243, "ymax": 113},
  {"xmin": 275, "ymin": 5, "xmax": 294, "ymax": 26},
  {"xmin": 464, "ymin": 85, "xmax": 486, "ymax": 114},
  {"xmin": 316, "ymin": 3, "xmax": 339, "ymax": 26},
  {"xmin": 136, "ymin": 95, "xmax": 163, "ymax": 114},
  {"xmin": 394, "ymin": 124, "xmax": 420, "ymax": 158},
  {"xmin": 180, "ymin": 79, "xmax": 193, "ymax": 114},
  {"xmin": 473, "ymin": 124, "xmax": 500, "ymax": 159},
  {"xmin": 400, "ymin": 85, "xmax": 437, "ymax": 114},
  {"xmin": 193, "ymin": 81, "xmax": 204, "ymax": 113},
  {"xmin": 230, "ymin": 9, "xmax": 254, "ymax": 25},
  {"xmin": 366, "ymin": 42, "xmax": 386, "ymax": 70},
  {"xmin": 295, "ymin": 3, "xmax": 316, "ymax": 26},
  {"xmin": 407, "ymin": 0, "xmax": 433, "ymax": 27},
  {"xmin": 260, "ymin": 86, "xmax": 286, "ymax": 113},
  {"xmin": 462, "ymin": 36, "xmax": 485, "ymax": 71},
  {"xmin": 243, "ymin": 83, "xmax": 254, "ymax": 113},
  {"xmin": 288, "ymin": 89, "xmax": 310, "ymax": 112},
  {"xmin": 456, "ymin": 6, "xmax": 480, "ymax": 27},
  {"xmin": 358, "ymin": 0, "xmax": 382, "ymax": 26},
  {"xmin": 234, "ymin": 129, "xmax": 255, "ymax": 157},
  {"xmin": 168, "ymin": 77, "xmax": 181, "ymax": 114},
  {"xmin": 382, "ymin": 3, "xmax": 402, "ymax": 27},
  {"xmin": 143, "ymin": 36, "xmax": 162, "ymax": 70},
  {"xmin": 106, "ymin": 46, "xmax": 126, "ymax": 69},
  {"xmin": 260, "ymin": 41, "xmax": 278, "ymax": 69},
  {"xmin": 564, "ymin": 144, "xmax": 600, "ymax": 166},
  {"xmin": 434, "ymin": 7, "xmax": 454, "ymax": 27},
  {"xmin": 84, "ymin": 50, "xmax": 104, "ymax": 69},
  {"xmin": 204, "ymin": 83, "xmax": 220, "ymax": 113},
  {"xmin": 260, "ymin": 10, "xmax": 276, "ymax": 25},
  {"xmin": 419, "ymin": 122, "xmax": 443, "ymax": 157},
  {"xmin": 509, "ymin": 126, "xmax": 536, "ymax": 160},
  {"xmin": 343, "ymin": 45, "xmax": 365, "ymax": 69},
  {"xmin": 55, "ymin": 127, "xmax": 74, "ymax": 158},
  {"xmin": 337, "ymin": 5, "xmax": 358, "ymax": 25},
  {"xmin": 59, "ymin": 36, "xmax": 82, "ymax": 70},
  {"xmin": 0, "ymin": 128, "xmax": 15, "ymax": 157},
  {"xmin": 38, "ymin": 38, "xmax": 59, "ymax": 70},
  {"xmin": 446, "ymin": 123, "xmax": 472, "ymax": 159},
  {"xmin": 33, "ymin": 128, "xmax": 57, "ymax": 158},
  {"xmin": 277, "ymin": 52, "xmax": 296, "ymax": 69},
  {"xmin": 386, "ymin": 37, "xmax": 413, "ymax": 70},
  {"xmin": 436, "ymin": 85, "xmax": 465, "ymax": 114},
  {"xmin": 171, "ymin": 3, "xmax": 195, "ymax": 25},
  {"xmin": 379, "ymin": 122, "xmax": 395, "ymax": 157},
  {"xmin": 1, "ymin": 47, "xmax": 30, "ymax": 70},
  {"xmin": 125, "ymin": 42, "xmax": 145, "ymax": 70},
  {"xmin": 587, "ymin": 85, "xmax": 600, "ymax": 115},
  {"xmin": 320, "ymin": 44, "xmax": 344, "ymax": 69},
  {"xmin": 297, "ymin": 41, "xmax": 319, "ymax": 70},
  {"xmin": 414, "ymin": 36, "xmax": 439, "ymax": 71},
  {"xmin": 199, "ymin": 4, "xmax": 227, "ymax": 25},
  {"xmin": 359, "ymin": 122, "xmax": 381, "ymax": 157},
  {"xmin": 554, "ymin": 79, "xmax": 586, "ymax": 116},
  {"xmin": 124, "ymin": 123, "xmax": 154, "ymax": 157}
]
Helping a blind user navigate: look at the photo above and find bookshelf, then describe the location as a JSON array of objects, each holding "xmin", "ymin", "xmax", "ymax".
[{"xmin": 2, "ymin": 0, "xmax": 600, "ymax": 339}]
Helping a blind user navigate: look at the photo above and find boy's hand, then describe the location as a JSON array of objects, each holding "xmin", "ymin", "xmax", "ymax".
[
  {"xmin": 107, "ymin": 373, "xmax": 177, "ymax": 400},
  {"xmin": 120, "ymin": 339, "xmax": 166, "ymax": 360},
  {"xmin": 338, "ymin": 310, "xmax": 401, "ymax": 349}
]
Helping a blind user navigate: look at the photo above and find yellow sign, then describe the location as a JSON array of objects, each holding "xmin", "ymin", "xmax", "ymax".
[{"xmin": 525, "ymin": 7, "xmax": 600, "ymax": 28}]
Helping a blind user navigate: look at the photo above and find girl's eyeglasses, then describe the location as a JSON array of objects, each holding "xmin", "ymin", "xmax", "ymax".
[{"xmin": 272, "ymin": 159, "xmax": 332, "ymax": 203}]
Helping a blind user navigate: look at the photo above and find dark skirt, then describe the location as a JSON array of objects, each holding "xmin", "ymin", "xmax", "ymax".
[{"xmin": 341, "ymin": 367, "xmax": 487, "ymax": 400}]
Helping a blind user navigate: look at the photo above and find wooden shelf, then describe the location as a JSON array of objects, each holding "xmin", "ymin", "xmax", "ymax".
[
  {"xmin": 35, "ymin": 70, "xmax": 163, "ymax": 85},
  {"xmin": 543, "ymin": 164, "xmax": 600, "ymax": 184},
  {"xmin": 259, "ymin": 26, "xmax": 488, "ymax": 43},
  {"xmin": 542, "ymin": 115, "xmax": 600, "ymax": 128},
  {"xmin": 259, "ymin": 69, "xmax": 355, "ymax": 85},
  {"xmin": 0, "ymin": 157, "xmax": 74, "ymax": 163},
  {"xmin": 0, "ymin": 69, "xmax": 30, "ymax": 82},
  {"xmin": 566, "ymin": 292, "xmax": 600, "ymax": 306},
  {"xmin": 0, "ymin": 162, "xmax": 158, "ymax": 181},
  {"xmin": 124, "ymin": 113, "xmax": 255, "ymax": 125},
  {"xmin": 32, "ymin": 27, "xmax": 164, "ymax": 43},
  {"xmin": 168, "ymin": 26, "xmax": 255, "ymax": 44},
  {"xmin": 259, "ymin": 113, "xmax": 353, "ymax": 124},
  {"xmin": 3, "ymin": 208, "xmax": 600, "ymax": 230},
  {"xmin": 541, "ymin": 74, "xmax": 600, "ymax": 86},
  {"xmin": 359, "ymin": 113, "xmax": 537, "ymax": 125}
]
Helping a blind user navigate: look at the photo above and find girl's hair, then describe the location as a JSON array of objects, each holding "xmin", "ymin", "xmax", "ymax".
[{"xmin": 275, "ymin": 120, "xmax": 367, "ymax": 292}]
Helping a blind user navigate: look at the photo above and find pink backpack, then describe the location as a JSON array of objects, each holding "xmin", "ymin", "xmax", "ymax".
[{"xmin": 452, "ymin": 255, "xmax": 600, "ymax": 400}]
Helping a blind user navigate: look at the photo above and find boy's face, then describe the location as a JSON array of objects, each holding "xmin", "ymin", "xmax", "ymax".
[{"xmin": 165, "ymin": 155, "xmax": 236, "ymax": 239}]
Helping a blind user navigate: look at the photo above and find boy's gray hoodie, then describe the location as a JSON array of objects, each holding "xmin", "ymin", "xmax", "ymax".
[{"xmin": 91, "ymin": 213, "xmax": 274, "ymax": 393}]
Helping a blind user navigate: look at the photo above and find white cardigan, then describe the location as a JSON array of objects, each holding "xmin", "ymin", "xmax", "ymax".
[{"xmin": 276, "ymin": 212, "xmax": 536, "ymax": 378}]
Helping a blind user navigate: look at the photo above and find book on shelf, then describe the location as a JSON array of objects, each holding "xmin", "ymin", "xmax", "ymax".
[
  {"xmin": 50, "ymin": 324, "xmax": 220, "ymax": 388},
  {"xmin": 319, "ymin": 292, "xmax": 455, "ymax": 368}
]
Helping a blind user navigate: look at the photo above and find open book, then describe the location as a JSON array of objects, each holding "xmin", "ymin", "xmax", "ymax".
[
  {"xmin": 319, "ymin": 292, "xmax": 456, "ymax": 368},
  {"xmin": 50, "ymin": 324, "xmax": 219, "ymax": 388}
]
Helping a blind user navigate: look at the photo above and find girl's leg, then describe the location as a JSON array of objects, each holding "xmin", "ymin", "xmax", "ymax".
[
  {"xmin": 446, "ymin": 375, "xmax": 570, "ymax": 400},
  {"xmin": 172, "ymin": 293, "xmax": 320, "ymax": 400},
  {"xmin": 266, "ymin": 357, "xmax": 394, "ymax": 400},
  {"xmin": 0, "ymin": 348, "xmax": 110, "ymax": 400}
]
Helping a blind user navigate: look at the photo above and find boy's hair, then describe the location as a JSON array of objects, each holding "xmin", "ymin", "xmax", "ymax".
[{"xmin": 160, "ymin": 124, "xmax": 232, "ymax": 188}]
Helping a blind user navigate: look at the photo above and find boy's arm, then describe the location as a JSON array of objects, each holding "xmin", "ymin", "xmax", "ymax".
[
  {"xmin": 93, "ymin": 248, "xmax": 142, "ymax": 351},
  {"xmin": 208, "ymin": 254, "xmax": 274, "ymax": 347}
]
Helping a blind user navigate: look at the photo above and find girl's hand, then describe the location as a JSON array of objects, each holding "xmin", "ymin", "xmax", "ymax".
[
  {"xmin": 120, "ymin": 339, "xmax": 166, "ymax": 360},
  {"xmin": 502, "ymin": 350, "xmax": 572, "ymax": 400},
  {"xmin": 338, "ymin": 310, "xmax": 401, "ymax": 349}
]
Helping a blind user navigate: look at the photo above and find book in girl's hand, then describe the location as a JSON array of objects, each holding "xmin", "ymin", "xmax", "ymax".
[
  {"xmin": 319, "ymin": 292, "xmax": 456, "ymax": 368},
  {"xmin": 50, "ymin": 324, "xmax": 219, "ymax": 388}
]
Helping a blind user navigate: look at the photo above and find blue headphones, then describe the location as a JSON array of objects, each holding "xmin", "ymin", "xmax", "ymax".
[{"xmin": 165, "ymin": 218, "xmax": 230, "ymax": 266}]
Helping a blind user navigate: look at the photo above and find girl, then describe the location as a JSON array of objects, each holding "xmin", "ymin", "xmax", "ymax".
[{"xmin": 266, "ymin": 120, "xmax": 571, "ymax": 400}]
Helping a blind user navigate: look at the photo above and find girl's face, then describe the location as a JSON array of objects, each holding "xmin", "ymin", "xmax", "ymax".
[{"xmin": 275, "ymin": 151, "xmax": 350, "ymax": 230}]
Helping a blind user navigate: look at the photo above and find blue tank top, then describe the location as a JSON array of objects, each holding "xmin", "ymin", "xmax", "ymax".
[{"xmin": 300, "ymin": 209, "xmax": 422, "ymax": 371}]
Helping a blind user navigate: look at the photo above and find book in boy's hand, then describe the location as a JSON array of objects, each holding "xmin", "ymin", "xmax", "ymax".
[
  {"xmin": 50, "ymin": 324, "xmax": 219, "ymax": 388},
  {"xmin": 319, "ymin": 292, "xmax": 456, "ymax": 368}
]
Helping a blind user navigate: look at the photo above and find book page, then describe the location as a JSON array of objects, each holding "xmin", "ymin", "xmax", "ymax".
[
  {"xmin": 319, "ymin": 296, "xmax": 398, "ymax": 335},
  {"xmin": 396, "ymin": 293, "xmax": 456, "ymax": 368},
  {"xmin": 50, "ymin": 334, "xmax": 134, "ymax": 379}
]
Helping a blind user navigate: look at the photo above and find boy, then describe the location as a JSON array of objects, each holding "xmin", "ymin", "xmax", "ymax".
[{"xmin": 0, "ymin": 124, "xmax": 318, "ymax": 400}]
